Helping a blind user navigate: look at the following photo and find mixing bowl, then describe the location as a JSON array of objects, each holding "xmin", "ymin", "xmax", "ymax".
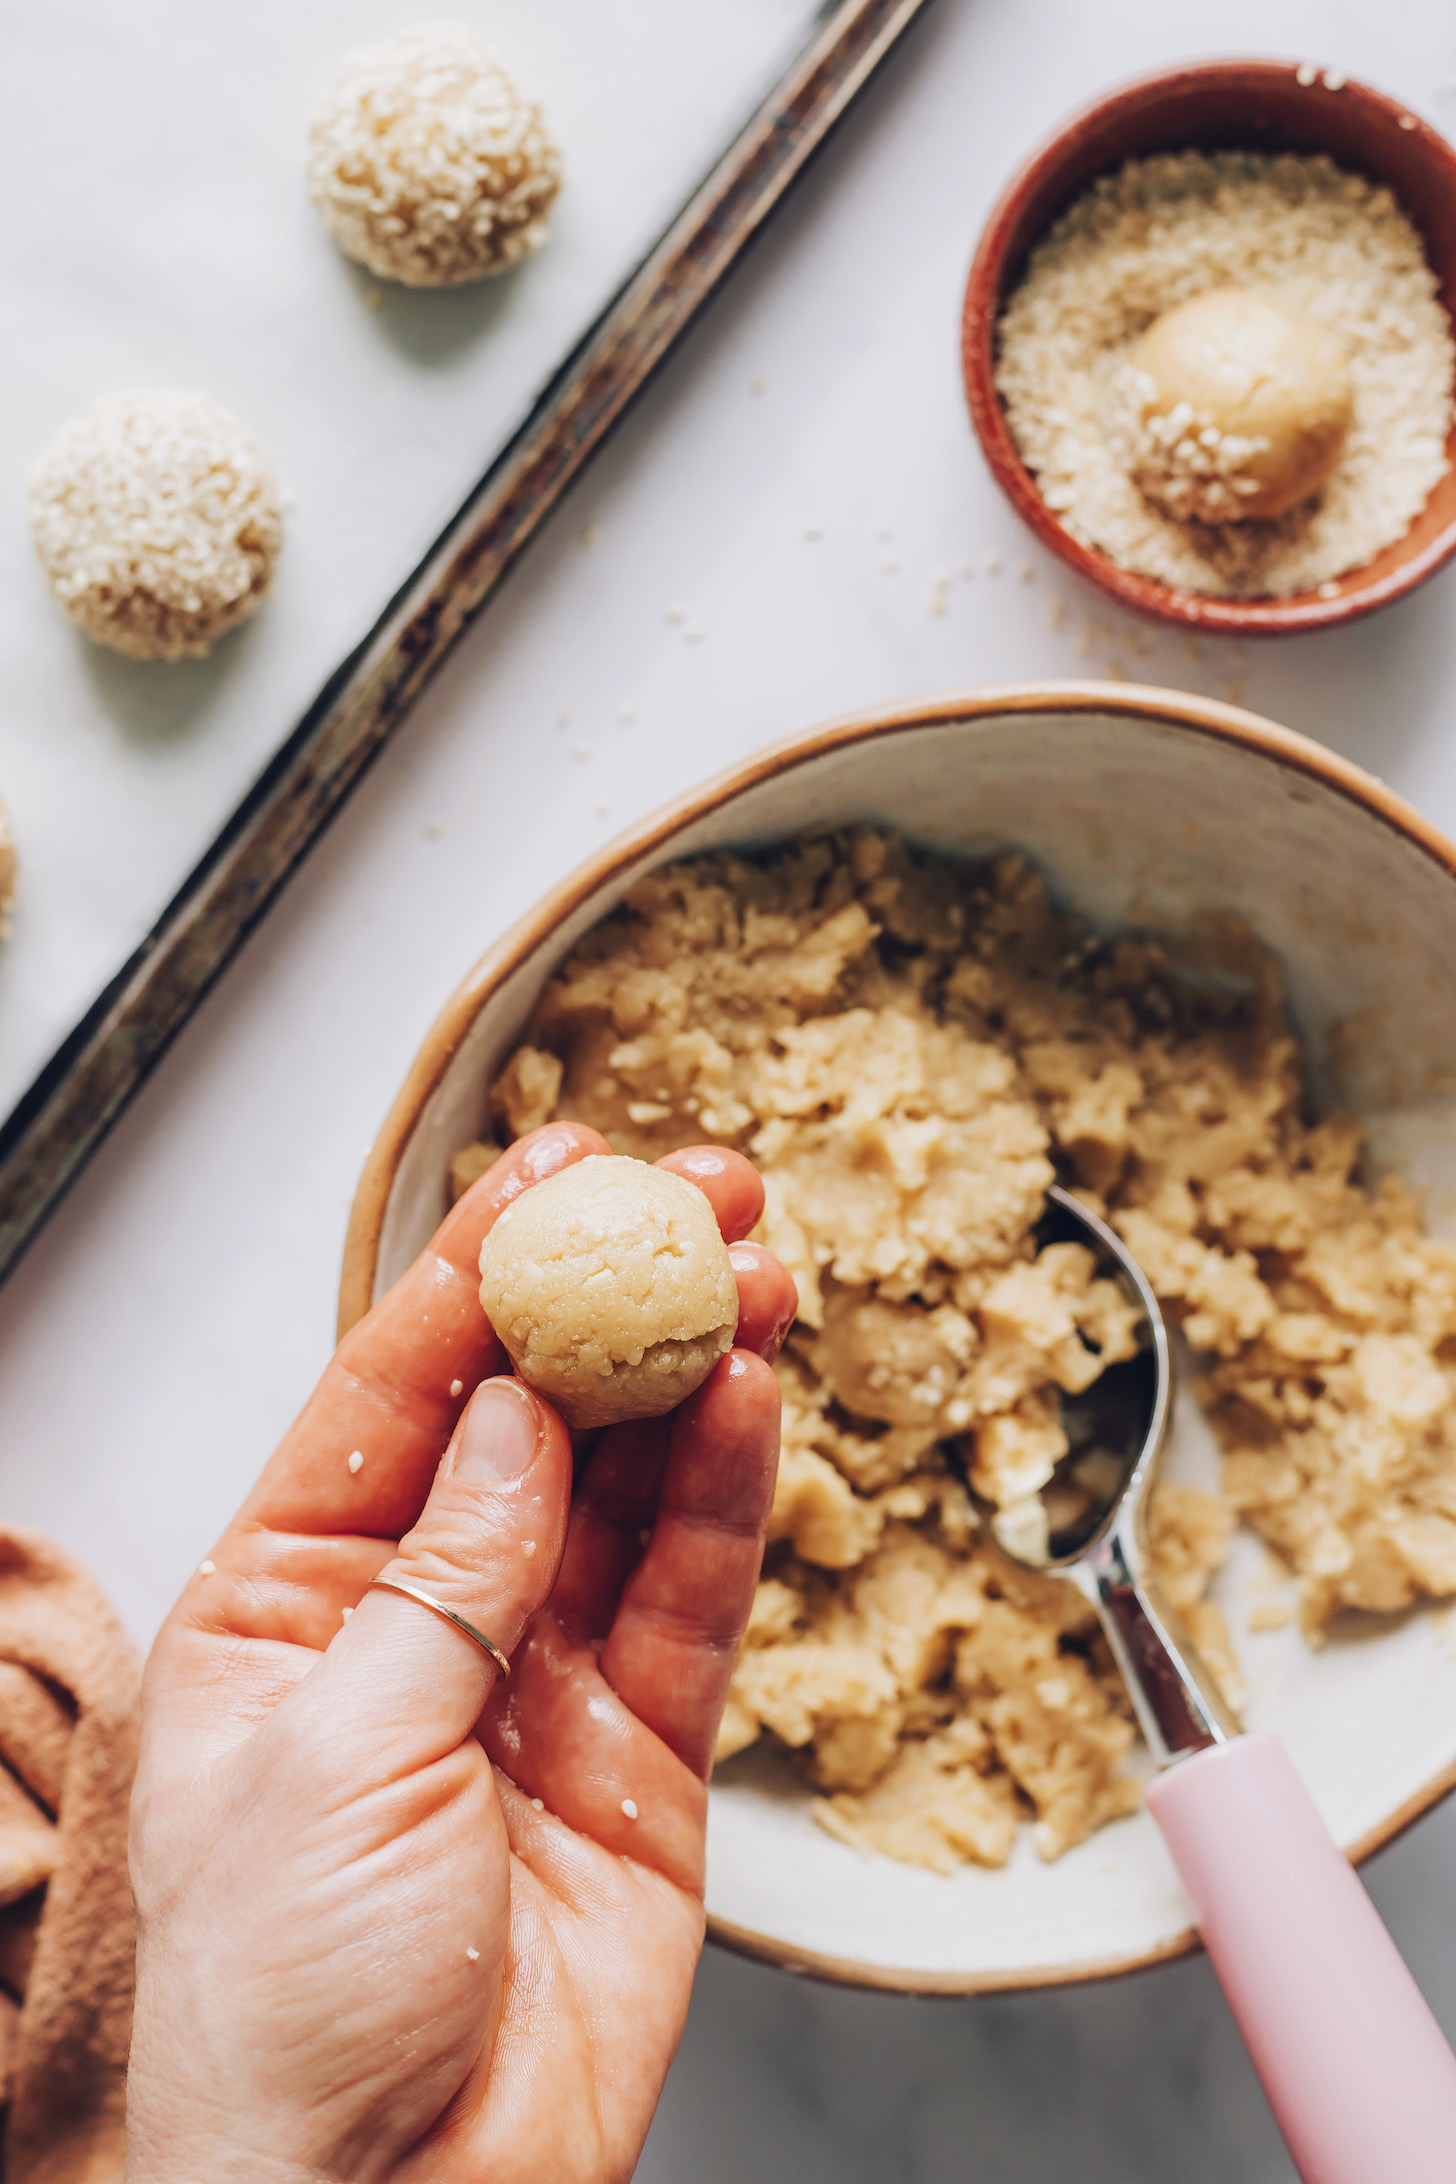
[{"xmin": 341, "ymin": 683, "xmax": 1456, "ymax": 1991}]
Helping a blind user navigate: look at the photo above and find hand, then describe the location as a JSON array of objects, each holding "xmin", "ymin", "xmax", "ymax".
[{"xmin": 127, "ymin": 1124, "xmax": 794, "ymax": 2184}]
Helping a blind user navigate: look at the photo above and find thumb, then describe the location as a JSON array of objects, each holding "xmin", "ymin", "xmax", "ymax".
[{"xmin": 287, "ymin": 1377, "xmax": 573, "ymax": 1779}]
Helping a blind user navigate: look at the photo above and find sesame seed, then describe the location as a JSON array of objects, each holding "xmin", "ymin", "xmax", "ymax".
[
  {"xmin": 1317, "ymin": 580, "xmax": 1341, "ymax": 598},
  {"xmin": 531, "ymin": 1796, "xmax": 545, "ymax": 1811},
  {"xmin": 348, "ymin": 1450, "xmax": 364, "ymax": 1474},
  {"xmin": 684, "ymin": 625, "xmax": 704, "ymax": 643},
  {"xmin": 198, "ymin": 1559, "xmax": 216, "ymax": 1577},
  {"xmin": 664, "ymin": 605, "xmax": 686, "ymax": 623},
  {"xmin": 523, "ymin": 1540, "xmax": 537, "ymax": 1558},
  {"xmin": 621, "ymin": 1798, "xmax": 638, "ymax": 1820},
  {"xmin": 579, "ymin": 524, "xmax": 596, "ymax": 548},
  {"xmin": 570, "ymin": 743, "xmax": 590, "ymax": 761},
  {"xmin": 750, "ymin": 378, "xmax": 766, "ymax": 396},
  {"xmin": 595, "ymin": 800, "xmax": 611, "ymax": 818},
  {"xmin": 1016, "ymin": 559, "xmax": 1034, "ymax": 581},
  {"xmin": 618, "ymin": 707, "xmax": 636, "ymax": 724},
  {"xmin": 555, "ymin": 710, "xmax": 571, "ymax": 728},
  {"xmin": 881, "ymin": 557, "xmax": 900, "ymax": 573},
  {"xmin": 985, "ymin": 553, "xmax": 1002, "ymax": 575},
  {"xmin": 425, "ymin": 821, "xmax": 443, "ymax": 839},
  {"xmin": 1296, "ymin": 62, "xmax": 1318, "ymax": 87},
  {"xmin": 466, "ymin": 1945, "xmax": 480, "ymax": 1961},
  {"xmin": 1323, "ymin": 70, "xmax": 1346, "ymax": 92},
  {"xmin": 342, "ymin": 1606, "xmax": 353, "ymax": 1620},
  {"xmin": 803, "ymin": 523, "xmax": 823, "ymax": 540},
  {"xmin": 450, "ymin": 1378, "xmax": 464, "ymax": 1397},
  {"xmin": 1400, "ymin": 115, "xmax": 1417, "ymax": 131}
]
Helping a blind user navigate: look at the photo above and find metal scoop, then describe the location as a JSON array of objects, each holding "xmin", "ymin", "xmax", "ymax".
[
  {"xmin": 961, "ymin": 1185, "xmax": 1456, "ymax": 2183},
  {"xmin": 983, "ymin": 1184, "xmax": 1237, "ymax": 1764}
]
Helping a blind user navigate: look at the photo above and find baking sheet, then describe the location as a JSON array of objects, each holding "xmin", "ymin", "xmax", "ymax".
[{"xmin": 0, "ymin": 0, "xmax": 827, "ymax": 1136}]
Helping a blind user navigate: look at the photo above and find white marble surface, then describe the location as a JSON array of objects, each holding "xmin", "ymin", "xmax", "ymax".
[{"xmin": 3, "ymin": 0, "xmax": 1456, "ymax": 2176}]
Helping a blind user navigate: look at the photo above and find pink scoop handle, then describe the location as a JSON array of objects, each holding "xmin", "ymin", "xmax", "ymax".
[{"xmin": 1147, "ymin": 1734, "xmax": 1456, "ymax": 2181}]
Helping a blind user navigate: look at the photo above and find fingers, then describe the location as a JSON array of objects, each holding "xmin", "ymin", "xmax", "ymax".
[
  {"xmin": 548, "ymin": 1243, "xmax": 795, "ymax": 1639},
  {"xmin": 485, "ymin": 1615, "xmax": 707, "ymax": 1894},
  {"xmin": 237, "ymin": 1123, "xmax": 609, "ymax": 1541},
  {"xmin": 283, "ymin": 1379, "xmax": 574, "ymax": 1775},
  {"xmin": 654, "ymin": 1146, "xmax": 764, "ymax": 1242},
  {"xmin": 599, "ymin": 1352, "xmax": 781, "ymax": 1779},
  {"xmin": 728, "ymin": 1242, "xmax": 798, "ymax": 1361}
]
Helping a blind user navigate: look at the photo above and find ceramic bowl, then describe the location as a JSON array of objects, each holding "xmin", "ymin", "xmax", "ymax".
[
  {"xmin": 960, "ymin": 60, "xmax": 1456, "ymax": 637},
  {"xmin": 340, "ymin": 684, "xmax": 1456, "ymax": 1992}
]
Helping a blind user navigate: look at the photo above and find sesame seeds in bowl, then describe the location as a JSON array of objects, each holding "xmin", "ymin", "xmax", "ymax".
[{"xmin": 961, "ymin": 61, "xmax": 1456, "ymax": 636}]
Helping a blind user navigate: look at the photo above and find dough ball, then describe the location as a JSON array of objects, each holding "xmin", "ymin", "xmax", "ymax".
[
  {"xmin": 308, "ymin": 23, "xmax": 561, "ymax": 288},
  {"xmin": 1119, "ymin": 288, "xmax": 1353, "ymax": 523},
  {"xmin": 478, "ymin": 1155, "xmax": 738, "ymax": 1430},
  {"xmin": 28, "ymin": 391, "xmax": 283, "ymax": 661}
]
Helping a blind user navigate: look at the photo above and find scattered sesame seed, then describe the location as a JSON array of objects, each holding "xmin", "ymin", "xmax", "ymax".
[
  {"xmin": 1323, "ymin": 70, "xmax": 1346, "ymax": 92},
  {"xmin": 342, "ymin": 1606, "xmax": 353, "ymax": 1620},
  {"xmin": 1296, "ymin": 62, "xmax": 1318, "ymax": 87},
  {"xmin": 684, "ymin": 625, "xmax": 705, "ymax": 643},
  {"xmin": 985, "ymin": 553, "xmax": 1002, "ymax": 575},
  {"xmin": 425, "ymin": 821, "xmax": 443, "ymax": 839},
  {"xmin": 523, "ymin": 1540, "xmax": 537, "ymax": 1558},
  {"xmin": 531, "ymin": 1796, "xmax": 545, "ymax": 1811},
  {"xmin": 803, "ymin": 522, "xmax": 823, "ymax": 540},
  {"xmin": 198, "ymin": 1559, "xmax": 216, "ymax": 1577},
  {"xmin": 618, "ymin": 707, "xmax": 636, "ymax": 725},
  {"xmin": 881, "ymin": 556, "xmax": 900, "ymax": 573},
  {"xmin": 1016, "ymin": 559, "xmax": 1034, "ymax": 581},
  {"xmin": 595, "ymin": 799, "xmax": 611, "ymax": 818},
  {"xmin": 665, "ymin": 604, "xmax": 686, "ymax": 623},
  {"xmin": 621, "ymin": 1798, "xmax": 639, "ymax": 1820},
  {"xmin": 555, "ymin": 710, "xmax": 571, "ymax": 728},
  {"xmin": 1316, "ymin": 580, "xmax": 1341, "ymax": 598},
  {"xmin": 450, "ymin": 1378, "xmax": 464, "ymax": 1397},
  {"xmin": 348, "ymin": 1450, "xmax": 364, "ymax": 1475},
  {"xmin": 466, "ymin": 1945, "xmax": 480, "ymax": 1962},
  {"xmin": 750, "ymin": 378, "xmax": 766, "ymax": 396},
  {"xmin": 580, "ymin": 524, "xmax": 596, "ymax": 548},
  {"xmin": 307, "ymin": 24, "xmax": 560, "ymax": 287},
  {"xmin": 1399, "ymin": 115, "xmax": 1417, "ymax": 131},
  {"xmin": 959, "ymin": 560, "xmax": 975, "ymax": 578},
  {"xmin": 570, "ymin": 742, "xmax": 590, "ymax": 760}
]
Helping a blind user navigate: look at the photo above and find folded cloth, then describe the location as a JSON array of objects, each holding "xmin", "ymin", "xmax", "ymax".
[{"xmin": 0, "ymin": 1530, "xmax": 141, "ymax": 2184}]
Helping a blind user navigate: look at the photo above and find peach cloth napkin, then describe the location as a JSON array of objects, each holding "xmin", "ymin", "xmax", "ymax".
[{"xmin": 0, "ymin": 1528, "xmax": 141, "ymax": 2184}]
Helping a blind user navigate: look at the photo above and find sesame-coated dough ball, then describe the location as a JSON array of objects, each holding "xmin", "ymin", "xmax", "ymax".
[
  {"xmin": 1121, "ymin": 288, "xmax": 1353, "ymax": 524},
  {"xmin": 308, "ymin": 23, "xmax": 561, "ymax": 288},
  {"xmin": 478, "ymin": 1156, "xmax": 738, "ymax": 1430},
  {"xmin": 28, "ymin": 391, "xmax": 283, "ymax": 661}
]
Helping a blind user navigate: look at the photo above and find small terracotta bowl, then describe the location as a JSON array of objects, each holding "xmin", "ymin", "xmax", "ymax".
[
  {"xmin": 961, "ymin": 60, "xmax": 1456, "ymax": 636},
  {"xmin": 342, "ymin": 684, "xmax": 1456, "ymax": 1994}
]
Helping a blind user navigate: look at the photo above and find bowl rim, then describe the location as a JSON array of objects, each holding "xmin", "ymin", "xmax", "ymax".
[
  {"xmin": 959, "ymin": 57, "xmax": 1456, "ymax": 638},
  {"xmin": 339, "ymin": 678, "xmax": 1456, "ymax": 1992}
]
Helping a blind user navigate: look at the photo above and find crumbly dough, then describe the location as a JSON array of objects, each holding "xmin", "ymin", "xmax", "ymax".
[
  {"xmin": 308, "ymin": 23, "xmax": 561, "ymax": 287},
  {"xmin": 456, "ymin": 831, "xmax": 1456, "ymax": 1871},
  {"xmin": 1118, "ymin": 289, "xmax": 1353, "ymax": 523},
  {"xmin": 28, "ymin": 391, "xmax": 282, "ymax": 660},
  {"xmin": 478, "ymin": 1155, "xmax": 737, "ymax": 1429}
]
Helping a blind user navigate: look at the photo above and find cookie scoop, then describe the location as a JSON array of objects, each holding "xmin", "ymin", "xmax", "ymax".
[{"xmin": 478, "ymin": 1155, "xmax": 737, "ymax": 1429}]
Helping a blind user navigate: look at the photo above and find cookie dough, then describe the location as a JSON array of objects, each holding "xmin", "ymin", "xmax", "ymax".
[
  {"xmin": 307, "ymin": 23, "xmax": 561, "ymax": 288},
  {"xmin": 27, "ymin": 391, "xmax": 283, "ymax": 661},
  {"xmin": 1120, "ymin": 288, "xmax": 1353, "ymax": 523},
  {"xmin": 478, "ymin": 1156, "xmax": 737, "ymax": 1429}
]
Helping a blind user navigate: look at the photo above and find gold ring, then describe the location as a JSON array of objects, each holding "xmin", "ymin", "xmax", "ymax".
[{"xmin": 366, "ymin": 1577, "xmax": 511, "ymax": 1676}]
